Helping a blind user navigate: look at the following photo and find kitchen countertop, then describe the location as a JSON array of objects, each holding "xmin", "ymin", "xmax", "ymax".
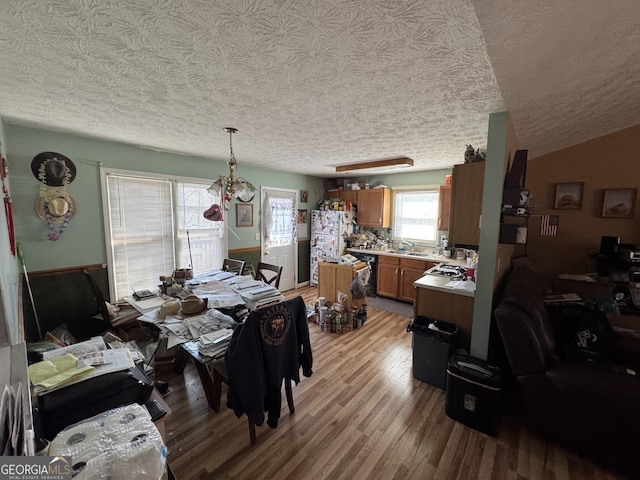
[
  {"xmin": 413, "ymin": 275, "xmax": 476, "ymax": 298},
  {"xmin": 346, "ymin": 247, "xmax": 468, "ymax": 267},
  {"xmin": 346, "ymin": 247, "xmax": 474, "ymax": 297}
]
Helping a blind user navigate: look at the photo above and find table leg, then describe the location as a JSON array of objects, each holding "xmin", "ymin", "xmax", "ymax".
[
  {"xmin": 173, "ymin": 345, "xmax": 189, "ymax": 373},
  {"xmin": 194, "ymin": 361, "xmax": 217, "ymax": 410}
]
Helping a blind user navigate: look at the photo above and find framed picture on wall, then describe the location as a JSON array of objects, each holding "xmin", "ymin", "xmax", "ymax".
[
  {"xmin": 554, "ymin": 182, "xmax": 584, "ymax": 209},
  {"xmin": 300, "ymin": 190, "xmax": 308, "ymax": 203},
  {"xmin": 602, "ymin": 188, "xmax": 637, "ymax": 218},
  {"xmin": 236, "ymin": 203, "xmax": 253, "ymax": 227}
]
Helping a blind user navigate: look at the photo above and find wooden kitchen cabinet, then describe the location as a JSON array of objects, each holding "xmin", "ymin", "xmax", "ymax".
[
  {"xmin": 377, "ymin": 256, "xmax": 400, "ymax": 298},
  {"xmin": 318, "ymin": 262, "xmax": 367, "ymax": 310},
  {"xmin": 357, "ymin": 188, "xmax": 391, "ymax": 227},
  {"xmin": 449, "ymin": 162, "xmax": 485, "ymax": 247},
  {"xmin": 377, "ymin": 255, "xmax": 434, "ymax": 303},
  {"xmin": 324, "ymin": 189, "xmax": 358, "ymax": 204},
  {"xmin": 340, "ymin": 190, "xmax": 358, "ymax": 204},
  {"xmin": 438, "ymin": 184, "xmax": 452, "ymax": 231}
]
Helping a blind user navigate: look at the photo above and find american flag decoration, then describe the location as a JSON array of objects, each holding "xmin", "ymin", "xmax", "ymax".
[{"xmin": 540, "ymin": 215, "xmax": 559, "ymax": 236}]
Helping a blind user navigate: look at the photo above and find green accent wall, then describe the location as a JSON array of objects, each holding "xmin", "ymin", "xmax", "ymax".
[{"xmin": 5, "ymin": 124, "xmax": 324, "ymax": 273}]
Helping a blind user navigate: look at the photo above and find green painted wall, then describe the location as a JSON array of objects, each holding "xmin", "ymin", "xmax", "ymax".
[{"xmin": 5, "ymin": 124, "xmax": 325, "ymax": 273}]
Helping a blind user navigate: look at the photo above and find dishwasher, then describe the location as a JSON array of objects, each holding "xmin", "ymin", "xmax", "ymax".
[{"xmin": 351, "ymin": 251, "xmax": 377, "ymax": 297}]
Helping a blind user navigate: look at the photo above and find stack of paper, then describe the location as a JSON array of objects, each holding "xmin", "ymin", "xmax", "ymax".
[{"xmin": 197, "ymin": 329, "xmax": 233, "ymax": 358}]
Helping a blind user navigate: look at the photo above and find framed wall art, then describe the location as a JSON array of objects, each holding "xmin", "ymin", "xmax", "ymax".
[
  {"xmin": 300, "ymin": 190, "xmax": 308, "ymax": 203},
  {"xmin": 602, "ymin": 188, "xmax": 637, "ymax": 218},
  {"xmin": 236, "ymin": 203, "xmax": 253, "ymax": 227},
  {"xmin": 554, "ymin": 182, "xmax": 584, "ymax": 209}
]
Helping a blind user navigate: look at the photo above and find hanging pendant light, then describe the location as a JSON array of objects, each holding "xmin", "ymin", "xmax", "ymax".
[{"xmin": 207, "ymin": 127, "xmax": 255, "ymax": 210}]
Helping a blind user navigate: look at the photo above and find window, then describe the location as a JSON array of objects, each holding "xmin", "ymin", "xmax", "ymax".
[
  {"xmin": 264, "ymin": 190, "xmax": 296, "ymax": 248},
  {"xmin": 102, "ymin": 169, "xmax": 224, "ymax": 301},
  {"xmin": 393, "ymin": 187, "xmax": 439, "ymax": 244}
]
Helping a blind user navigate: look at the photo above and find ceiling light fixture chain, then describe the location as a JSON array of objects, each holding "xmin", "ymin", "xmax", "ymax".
[{"xmin": 206, "ymin": 127, "xmax": 255, "ymax": 210}]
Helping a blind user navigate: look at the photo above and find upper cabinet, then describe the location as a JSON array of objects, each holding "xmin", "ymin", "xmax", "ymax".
[
  {"xmin": 324, "ymin": 189, "xmax": 358, "ymax": 204},
  {"xmin": 357, "ymin": 188, "xmax": 391, "ymax": 227},
  {"xmin": 438, "ymin": 184, "xmax": 452, "ymax": 231},
  {"xmin": 449, "ymin": 162, "xmax": 485, "ymax": 247},
  {"xmin": 340, "ymin": 190, "xmax": 358, "ymax": 204}
]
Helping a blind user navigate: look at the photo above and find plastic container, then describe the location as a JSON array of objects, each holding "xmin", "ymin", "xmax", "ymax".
[
  {"xmin": 406, "ymin": 316, "xmax": 460, "ymax": 389},
  {"xmin": 445, "ymin": 354, "xmax": 502, "ymax": 435}
]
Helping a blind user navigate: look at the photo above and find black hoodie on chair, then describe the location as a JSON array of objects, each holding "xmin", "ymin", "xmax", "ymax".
[{"xmin": 226, "ymin": 295, "xmax": 313, "ymax": 428}]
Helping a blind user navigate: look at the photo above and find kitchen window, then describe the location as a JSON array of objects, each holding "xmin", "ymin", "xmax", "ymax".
[
  {"xmin": 101, "ymin": 169, "xmax": 225, "ymax": 301},
  {"xmin": 392, "ymin": 187, "xmax": 439, "ymax": 244}
]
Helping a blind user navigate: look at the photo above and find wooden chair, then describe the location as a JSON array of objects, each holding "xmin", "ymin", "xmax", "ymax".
[
  {"xmin": 211, "ymin": 358, "xmax": 294, "ymax": 446},
  {"xmin": 222, "ymin": 258, "xmax": 246, "ymax": 276},
  {"xmin": 255, "ymin": 262, "xmax": 283, "ymax": 289},
  {"xmin": 83, "ymin": 268, "xmax": 141, "ymax": 333},
  {"xmin": 213, "ymin": 295, "xmax": 311, "ymax": 446}
]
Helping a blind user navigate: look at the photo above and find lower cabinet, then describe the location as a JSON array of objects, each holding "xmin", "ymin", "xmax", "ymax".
[
  {"xmin": 318, "ymin": 261, "xmax": 367, "ymax": 310},
  {"xmin": 377, "ymin": 256, "xmax": 434, "ymax": 303},
  {"xmin": 414, "ymin": 287, "xmax": 474, "ymax": 352}
]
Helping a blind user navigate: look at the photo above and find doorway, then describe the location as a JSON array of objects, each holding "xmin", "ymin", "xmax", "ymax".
[{"xmin": 260, "ymin": 187, "xmax": 298, "ymax": 291}]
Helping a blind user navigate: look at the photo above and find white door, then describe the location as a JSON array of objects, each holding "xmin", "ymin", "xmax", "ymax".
[{"xmin": 260, "ymin": 187, "xmax": 298, "ymax": 291}]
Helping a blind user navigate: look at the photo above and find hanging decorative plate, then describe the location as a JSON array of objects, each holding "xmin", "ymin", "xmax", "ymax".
[{"xmin": 235, "ymin": 180, "xmax": 256, "ymax": 202}]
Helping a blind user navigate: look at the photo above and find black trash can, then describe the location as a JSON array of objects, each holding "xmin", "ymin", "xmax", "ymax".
[
  {"xmin": 445, "ymin": 354, "xmax": 502, "ymax": 435},
  {"xmin": 407, "ymin": 316, "xmax": 460, "ymax": 389}
]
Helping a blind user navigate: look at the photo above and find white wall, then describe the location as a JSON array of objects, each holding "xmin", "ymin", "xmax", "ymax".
[{"xmin": 0, "ymin": 119, "xmax": 21, "ymax": 345}]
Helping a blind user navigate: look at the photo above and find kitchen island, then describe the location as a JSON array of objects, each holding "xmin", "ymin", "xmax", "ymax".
[
  {"xmin": 413, "ymin": 274, "xmax": 475, "ymax": 353},
  {"xmin": 345, "ymin": 247, "xmax": 475, "ymax": 351}
]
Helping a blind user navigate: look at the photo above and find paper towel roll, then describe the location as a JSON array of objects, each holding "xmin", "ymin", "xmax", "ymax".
[
  {"xmin": 110, "ymin": 430, "xmax": 166, "ymax": 480},
  {"xmin": 71, "ymin": 452, "xmax": 110, "ymax": 480},
  {"xmin": 102, "ymin": 404, "xmax": 151, "ymax": 436},
  {"xmin": 50, "ymin": 421, "xmax": 105, "ymax": 458}
]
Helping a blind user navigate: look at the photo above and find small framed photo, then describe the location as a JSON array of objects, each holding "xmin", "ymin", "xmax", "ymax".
[
  {"xmin": 554, "ymin": 182, "xmax": 584, "ymax": 209},
  {"xmin": 236, "ymin": 203, "xmax": 253, "ymax": 227},
  {"xmin": 602, "ymin": 188, "xmax": 637, "ymax": 218},
  {"xmin": 300, "ymin": 190, "xmax": 308, "ymax": 203}
]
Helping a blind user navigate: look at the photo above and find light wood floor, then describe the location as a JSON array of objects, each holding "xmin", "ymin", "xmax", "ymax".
[{"xmin": 156, "ymin": 286, "xmax": 623, "ymax": 480}]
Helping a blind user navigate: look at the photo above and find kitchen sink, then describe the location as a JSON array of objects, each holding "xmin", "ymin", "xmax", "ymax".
[{"xmin": 405, "ymin": 251, "xmax": 433, "ymax": 257}]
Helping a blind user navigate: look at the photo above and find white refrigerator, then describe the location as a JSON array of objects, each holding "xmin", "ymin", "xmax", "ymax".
[{"xmin": 310, "ymin": 210, "xmax": 355, "ymax": 285}]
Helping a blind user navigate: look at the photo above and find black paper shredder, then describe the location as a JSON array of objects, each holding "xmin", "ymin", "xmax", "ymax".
[
  {"xmin": 407, "ymin": 316, "xmax": 459, "ymax": 389},
  {"xmin": 445, "ymin": 354, "xmax": 502, "ymax": 435}
]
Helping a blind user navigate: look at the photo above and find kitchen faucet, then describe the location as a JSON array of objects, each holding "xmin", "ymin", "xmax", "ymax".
[{"xmin": 400, "ymin": 240, "xmax": 415, "ymax": 252}]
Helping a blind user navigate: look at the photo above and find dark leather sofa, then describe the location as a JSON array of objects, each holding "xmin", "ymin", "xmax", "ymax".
[{"xmin": 494, "ymin": 258, "xmax": 640, "ymax": 478}]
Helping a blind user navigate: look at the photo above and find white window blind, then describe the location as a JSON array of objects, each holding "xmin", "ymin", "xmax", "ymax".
[
  {"xmin": 175, "ymin": 181, "xmax": 224, "ymax": 275},
  {"xmin": 103, "ymin": 170, "xmax": 223, "ymax": 301},
  {"xmin": 393, "ymin": 189, "xmax": 439, "ymax": 243}
]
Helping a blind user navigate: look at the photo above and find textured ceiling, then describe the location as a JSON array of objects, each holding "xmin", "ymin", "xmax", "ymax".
[{"xmin": 0, "ymin": 1, "xmax": 638, "ymax": 177}]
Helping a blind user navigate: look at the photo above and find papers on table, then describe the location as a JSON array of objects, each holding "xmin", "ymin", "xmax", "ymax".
[
  {"xmin": 445, "ymin": 280, "xmax": 477, "ymax": 292},
  {"xmin": 129, "ymin": 269, "xmax": 283, "ymax": 355},
  {"xmin": 30, "ymin": 337, "xmax": 136, "ymax": 395},
  {"xmin": 123, "ymin": 295, "xmax": 166, "ymax": 313},
  {"xmin": 151, "ymin": 308, "xmax": 237, "ymax": 349},
  {"xmin": 28, "ymin": 354, "xmax": 95, "ymax": 390},
  {"xmin": 230, "ymin": 276, "xmax": 283, "ymax": 310},
  {"xmin": 200, "ymin": 328, "xmax": 233, "ymax": 344},
  {"xmin": 42, "ymin": 336, "xmax": 106, "ymax": 361},
  {"xmin": 198, "ymin": 329, "xmax": 233, "ymax": 358},
  {"xmin": 190, "ymin": 280, "xmax": 245, "ymax": 308}
]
